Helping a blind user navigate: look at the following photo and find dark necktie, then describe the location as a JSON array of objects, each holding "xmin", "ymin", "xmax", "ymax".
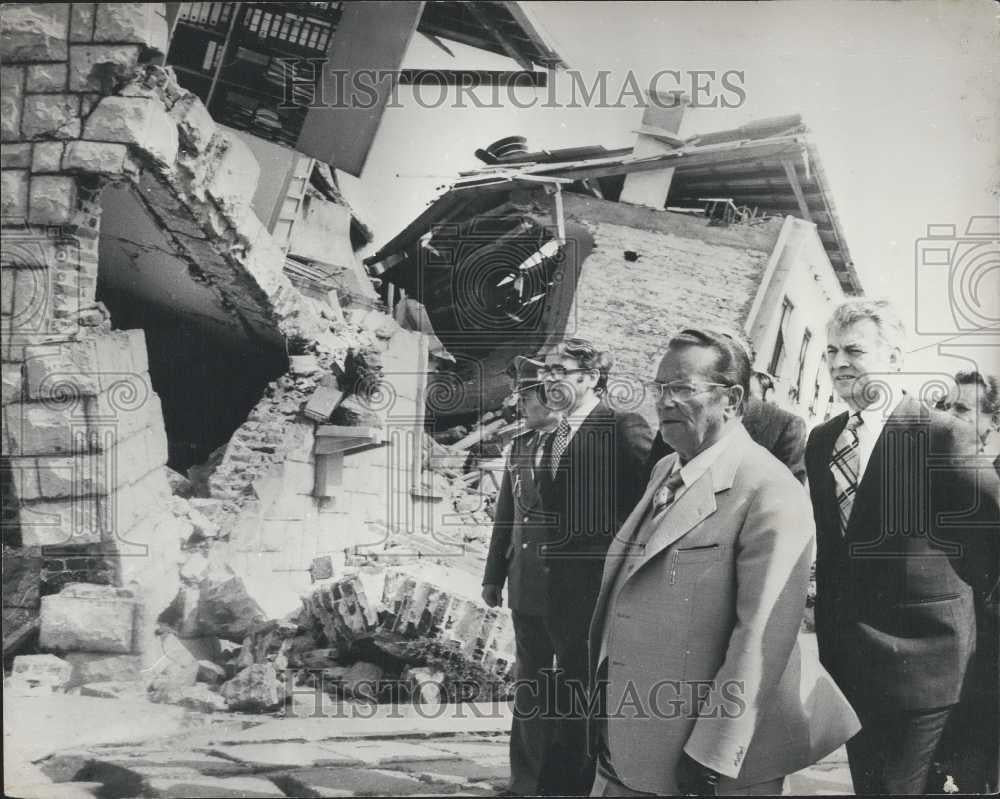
[{"xmin": 547, "ymin": 416, "xmax": 571, "ymax": 478}]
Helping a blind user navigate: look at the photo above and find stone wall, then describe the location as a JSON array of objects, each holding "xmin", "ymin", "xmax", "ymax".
[
  {"xmin": 562, "ymin": 194, "xmax": 782, "ymax": 424},
  {"xmin": 0, "ymin": 3, "xmax": 377, "ymax": 658}
]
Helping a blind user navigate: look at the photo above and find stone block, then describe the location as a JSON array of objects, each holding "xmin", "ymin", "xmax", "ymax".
[
  {"xmin": 94, "ymin": 3, "xmax": 169, "ymax": 52},
  {"xmin": 29, "ymin": 175, "xmax": 77, "ymax": 225},
  {"xmin": 5, "ymin": 401, "xmax": 79, "ymax": 455},
  {"xmin": 23, "ymin": 340, "xmax": 102, "ymax": 401},
  {"xmin": 19, "ymin": 494, "xmax": 104, "ymax": 547},
  {"xmin": 1, "ymin": 142, "xmax": 32, "ymax": 169},
  {"xmin": 68, "ymin": 43, "xmax": 141, "ymax": 92},
  {"xmin": 70, "ymin": 4, "xmax": 96, "ymax": 42},
  {"xmin": 9, "ymin": 653, "xmax": 72, "ymax": 693},
  {"xmin": 63, "ymin": 652, "xmax": 143, "ymax": 687},
  {"xmin": 220, "ymin": 663, "xmax": 287, "ymax": 712},
  {"xmin": 25, "ymin": 62, "xmax": 68, "ymax": 93},
  {"xmin": 1, "ymin": 169, "xmax": 29, "ymax": 220},
  {"xmin": 84, "ymin": 379, "xmax": 162, "ymax": 441},
  {"xmin": 83, "ymin": 96, "xmax": 177, "ymax": 167},
  {"xmin": 0, "ymin": 4, "xmax": 70, "ymax": 62},
  {"xmin": 34, "ymin": 452, "xmax": 107, "ymax": 499},
  {"xmin": 20, "ymin": 94, "xmax": 81, "ymax": 140},
  {"xmin": 107, "ymin": 465, "xmax": 171, "ymax": 538},
  {"xmin": 1, "ymin": 66, "xmax": 24, "ymax": 142},
  {"xmin": 39, "ymin": 584, "xmax": 136, "ymax": 653},
  {"xmin": 169, "ymin": 92, "xmax": 216, "ymax": 155},
  {"xmin": 206, "ymin": 132, "xmax": 260, "ymax": 214},
  {"xmin": 62, "ymin": 140, "xmax": 127, "ymax": 176},
  {"xmin": 30, "ymin": 141, "xmax": 64, "ymax": 173},
  {"xmin": 194, "ymin": 568, "xmax": 267, "ymax": 643},
  {"xmin": 196, "ymin": 660, "xmax": 227, "ymax": 685}
]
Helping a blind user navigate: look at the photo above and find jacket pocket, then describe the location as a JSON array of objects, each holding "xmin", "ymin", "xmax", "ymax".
[{"xmin": 668, "ymin": 544, "xmax": 722, "ymax": 584}]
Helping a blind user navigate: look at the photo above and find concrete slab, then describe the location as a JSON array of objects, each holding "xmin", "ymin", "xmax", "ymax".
[
  {"xmin": 421, "ymin": 740, "xmax": 508, "ymax": 761},
  {"xmin": 3, "ymin": 694, "xmax": 190, "ymax": 761},
  {"xmin": 193, "ymin": 702, "xmax": 512, "ymax": 744},
  {"xmin": 143, "ymin": 772, "xmax": 286, "ymax": 798},
  {"xmin": 209, "ymin": 742, "xmax": 364, "ymax": 769},
  {"xmin": 319, "ymin": 739, "xmax": 457, "ymax": 765},
  {"xmin": 393, "ymin": 758, "xmax": 509, "ymax": 787},
  {"xmin": 272, "ymin": 766, "xmax": 427, "ymax": 796}
]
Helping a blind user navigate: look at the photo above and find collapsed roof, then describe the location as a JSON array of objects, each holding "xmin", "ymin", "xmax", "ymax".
[{"xmin": 366, "ymin": 114, "xmax": 862, "ymax": 296}]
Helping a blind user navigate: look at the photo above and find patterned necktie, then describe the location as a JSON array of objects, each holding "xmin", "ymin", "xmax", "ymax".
[
  {"xmin": 830, "ymin": 412, "xmax": 864, "ymax": 536},
  {"xmin": 548, "ymin": 416, "xmax": 571, "ymax": 478},
  {"xmin": 651, "ymin": 470, "xmax": 686, "ymax": 517}
]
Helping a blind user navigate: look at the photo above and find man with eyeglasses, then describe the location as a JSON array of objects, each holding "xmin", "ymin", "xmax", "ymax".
[
  {"xmin": 484, "ymin": 339, "xmax": 653, "ymax": 795},
  {"xmin": 640, "ymin": 337, "xmax": 807, "ymax": 486},
  {"xmin": 589, "ymin": 328, "xmax": 858, "ymax": 796}
]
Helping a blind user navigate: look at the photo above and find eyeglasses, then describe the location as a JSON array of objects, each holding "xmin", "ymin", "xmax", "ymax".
[
  {"xmin": 643, "ymin": 380, "xmax": 732, "ymax": 402},
  {"xmin": 540, "ymin": 366, "xmax": 591, "ymax": 379}
]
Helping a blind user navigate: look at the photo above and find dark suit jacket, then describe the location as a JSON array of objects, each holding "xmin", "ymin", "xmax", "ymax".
[
  {"xmin": 806, "ymin": 395, "xmax": 1000, "ymax": 714},
  {"xmin": 641, "ymin": 397, "xmax": 807, "ymax": 485},
  {"xmin": 484, "ymin": 401, "xmax": 653, "ymax": 631}
]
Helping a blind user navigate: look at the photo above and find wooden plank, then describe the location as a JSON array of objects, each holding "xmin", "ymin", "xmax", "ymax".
[
  {"xmin": 296, "ymin": 1, "xmax": 425, "ymax": 175},
  {"xmin": 303, "ymin": 384, "xmax": 345, "ymax": 423},
  {"xmin": 464, "ymin": 1, "xmax": 534, "ymax": 71},
  {"xmin": 782, "ymin": 159, "xmax": 813, "ymax": 222}
]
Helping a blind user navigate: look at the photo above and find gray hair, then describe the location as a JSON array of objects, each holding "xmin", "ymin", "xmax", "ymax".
[{"xmin": 827, "ymin": 298, "xmax": 907, "ymax": 352}]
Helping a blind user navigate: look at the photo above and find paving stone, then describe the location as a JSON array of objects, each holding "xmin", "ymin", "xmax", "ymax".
[
  {"xmin": 209, "ymin": 742, "xmax": 364, "ymax": 769},
  {"xmin": 421, "ymin": 740, "xmax": 508, "ymax": 760},
  {"xmin": 80, "ymin": 748, "xmax": 251, "ymax": 778},
  {"xmin": 320, "ymin": 739, "xmax": 458, "ymax": 766},
  {"xmin": 273, "ymin": 766, "xmax": 428, "ymax": 796},
  {"xmin": 143, "ymin": 772, "xmax": 286, "ymax": 798},
  {"xmin": 392, "ymin": 758, "xmax": 509, "ymax": 786}
]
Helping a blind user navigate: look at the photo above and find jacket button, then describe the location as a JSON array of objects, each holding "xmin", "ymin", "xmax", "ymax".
[
  {"xmin": 522, "ymin": 516, "xmax": 529, "ymax": 522},
  {"xmin": 540, "ymin": 545, "xmax": 548, "ymax": 553},
  {"xmin": 522, "ymin": 543, "xmax": 528, "ymax": 549}
]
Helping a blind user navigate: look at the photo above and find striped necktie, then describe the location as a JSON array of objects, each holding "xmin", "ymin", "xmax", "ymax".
[
  {"xmin": 830, "ymin": 412, "xmax": 863, "ymax": 535},
  {"xmin": 651, "ymin": 469, "xmax": 686, "ymax": 518}
]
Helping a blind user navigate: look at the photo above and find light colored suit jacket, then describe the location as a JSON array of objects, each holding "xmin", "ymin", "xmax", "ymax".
[{"xmin": 588, "ymin": 424, "xmax": 860, "ymax": 793}]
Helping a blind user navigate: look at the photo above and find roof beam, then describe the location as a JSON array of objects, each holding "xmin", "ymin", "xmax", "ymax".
[
  {"xmin": 464, "ymin": 1, "xmax": 534, "ymax": 71},
  {"xmin": 782, "ymin": 159, "xmax": 813, "ymax": 222}
]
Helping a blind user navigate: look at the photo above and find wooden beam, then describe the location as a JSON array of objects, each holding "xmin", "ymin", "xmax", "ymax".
[
  {"xmin": 464, "ymin": 1, "xmax": 534, "ymax": 72},
  {"xmin": 782, "ymin": 159, "xmax": 813, "ymax": 222}
]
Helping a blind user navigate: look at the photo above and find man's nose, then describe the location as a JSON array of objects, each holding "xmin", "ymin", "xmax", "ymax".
[{"xmin": 830, "ymin": 350, "xmax": 850, "ymax": 369}]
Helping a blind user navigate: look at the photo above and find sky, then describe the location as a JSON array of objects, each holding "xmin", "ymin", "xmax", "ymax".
[{"xmin": 340, "ymin": 0, "xmax": 999, "ymax": 382}]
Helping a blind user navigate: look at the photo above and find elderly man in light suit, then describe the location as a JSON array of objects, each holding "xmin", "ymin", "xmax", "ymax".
[{"xmin": 589, "ymin": 329, "xmax": 859, "ymax": 796}]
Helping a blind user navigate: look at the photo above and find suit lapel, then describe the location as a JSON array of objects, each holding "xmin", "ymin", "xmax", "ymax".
[{"xmin": 633, "ymin": 425, "xmax": 749, "ymax": 573}]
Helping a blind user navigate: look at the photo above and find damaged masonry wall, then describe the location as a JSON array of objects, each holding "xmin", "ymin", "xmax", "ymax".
[{"xmin": 2, "ymin": 3, "xmax": 500, "ymax": 687}]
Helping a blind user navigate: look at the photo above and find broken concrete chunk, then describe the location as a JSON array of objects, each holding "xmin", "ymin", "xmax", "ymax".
[
  {"xmin": 9, "ymin": 653, "xmax": 72, "ymax": 693},
  {"xmin": 339, "ymin": 661, "xmax": 384, "ymax": 701},
  {"xmin": 164, "ymin": 467, "xmax": 195, "ymax": 498},
  {"xmin": 220, "ymin": 663, "xmax": 287, "ymax": 712},
  {"xmin": 194, "ymin": 569, "xmax": 267, "ymax": 643},
  {"xmin": 174, "ymin": 683, "xmax": 229, "ymax": 713},
  {"xmin": 63, "ymin": 652, "xmax": 143, "ymax": 687},
  {"xmin": 303, "ymin": 576, "xmax": 377, "ymax": 649},
  {"xmin": 40, "ymin": 584, "xmax": 136, "ymax": 654},
  {"xmin": 403, "ymin": 666, "xmax": 445, "ymax": 706},
  {"xmin": 196, "ymin": 660, "xmax": 226, "ymax": 685}
]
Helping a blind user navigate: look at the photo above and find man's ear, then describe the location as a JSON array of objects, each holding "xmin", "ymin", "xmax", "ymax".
[
  {"xmin": 726, "ymin": 385, "xmax": 745, "ymax": 416},
  {"xmin": 888, "ymin": 345, "xmax": 903, "ymax": 371}
]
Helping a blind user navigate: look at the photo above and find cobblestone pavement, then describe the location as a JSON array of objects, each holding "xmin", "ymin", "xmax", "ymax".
[{"xmin": 9, "ymin": 693, "xmax": 852, "ymax": 797}]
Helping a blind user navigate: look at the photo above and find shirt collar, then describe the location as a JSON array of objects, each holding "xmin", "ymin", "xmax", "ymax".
[
  {"xmin": 671, "ymin": 418, "xmax": 742, "ymax": 487},
  {"xmin": 856, "ymin": 393, "xmax": 905, "ymax": 435},
  {"xmin": 565, "ymin": 393, "xmax": 601, "ymax": 436}
]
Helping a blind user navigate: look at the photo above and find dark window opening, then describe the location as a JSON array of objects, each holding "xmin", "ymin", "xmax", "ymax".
[{"xmin": 768, "ymin": 297, "xmax": 793, "ymax": 379}]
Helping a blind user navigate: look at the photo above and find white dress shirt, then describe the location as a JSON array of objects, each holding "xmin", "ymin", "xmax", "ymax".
[{"xmin": 856, "ymin": 396, "xmax": 902, "ymax": 479}]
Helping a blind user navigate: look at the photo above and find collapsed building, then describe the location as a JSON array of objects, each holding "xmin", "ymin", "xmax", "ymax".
[
  {"xmin": 1, "ymin": 2, "xmax": 861, "ymax": 714},
  {"xmin": 1, "ymin": 1, "xmax": 562, "ymax": 708}
]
